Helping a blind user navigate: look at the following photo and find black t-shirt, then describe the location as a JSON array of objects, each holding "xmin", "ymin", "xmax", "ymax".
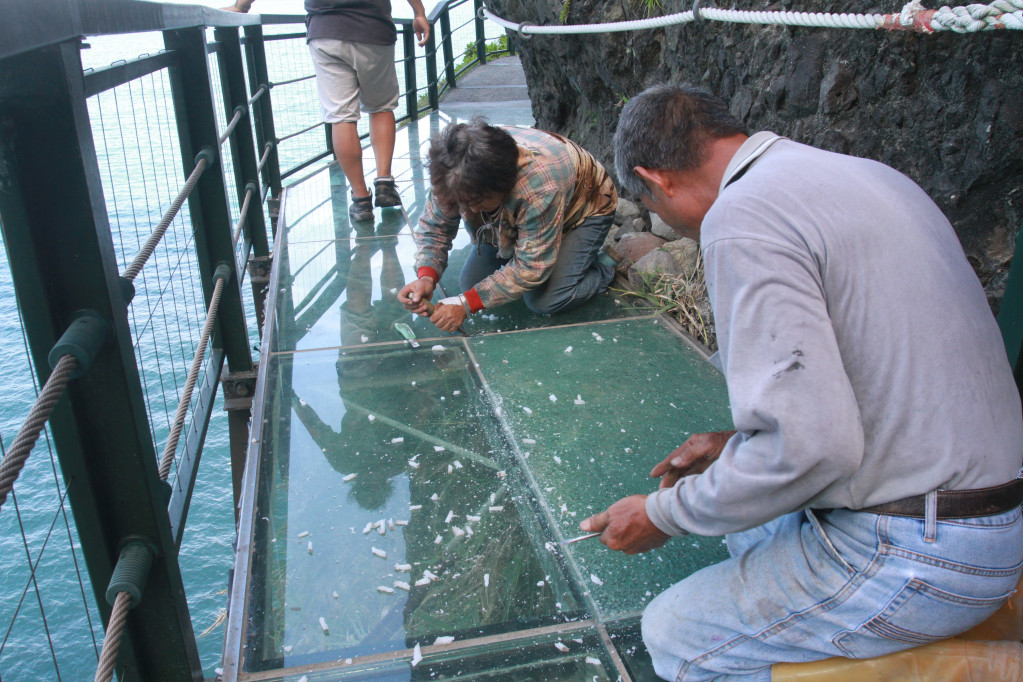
[{"xmin": 305, "ymin": 0, "xmax": 397, "ymax": 46}]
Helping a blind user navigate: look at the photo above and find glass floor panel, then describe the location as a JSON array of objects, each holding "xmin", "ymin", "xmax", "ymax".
[
  {"xmin": 468, "ymin": 319, "xmax": 733, "ymax": 620},
  {"xmin": 241, "ymin": 345, "xmax": 585, "ymax": 673},
  {"xmin": 605, "ymin": 618, "xmax": 660, "ymax": 682}
]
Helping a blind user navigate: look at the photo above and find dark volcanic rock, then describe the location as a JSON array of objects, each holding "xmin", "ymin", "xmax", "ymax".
[{"xmin": 488, "ymin": 0, "xmax": 1021, "ymax": 309}]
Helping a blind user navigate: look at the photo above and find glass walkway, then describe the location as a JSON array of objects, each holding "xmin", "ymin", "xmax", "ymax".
[{"xmin": 223, "ymin": 99, "xmax": 735, "ymax": 681}]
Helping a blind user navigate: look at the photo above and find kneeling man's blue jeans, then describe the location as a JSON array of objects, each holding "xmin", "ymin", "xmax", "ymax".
[
  {"xmin": 458, "ymin": 214, "xmax": 614, "ymax": 314},
  {"xmin": 642, "ymin": 507, "xmax": 1023, "ymax": 681}
]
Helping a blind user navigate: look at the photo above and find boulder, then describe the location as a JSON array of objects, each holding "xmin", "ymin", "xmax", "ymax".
[
  {"xmin": 649, "ymin": 213, "xmax": 681, "ymax": 241},
  {"xmin": 616, "ymin": 232, "xmax": 667, "ymax": 264},
  {"xmin": 662, "ymin": 238, "xmax": 701, "ymax": 276},
  {"xmin": 614, "ymin": 198, "xmax": 642, "ymax": 226},
  {"xmin": 632, "ymin": 248, "xmax": 683, "ymax": 280}
]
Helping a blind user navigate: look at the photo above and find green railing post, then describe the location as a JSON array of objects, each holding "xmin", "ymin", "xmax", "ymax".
[
  {"xmin": 0, "ymin": 39, "xmax": 202, "ymax": 682},
  {"xmin": 402, "ymin": 24, "xmax": 419, "ymax": 121},
  {"xmin": 473, "ymin": 0, "xmax": 487, "ymax": 65},
  {"xmin": 997, "ymin": 222, "xmax": 1023, "ymax": 395},
  {"xmin": 426, "ymin": 29, "xmax": 439, "ymax": 110},
  {"xmin": 440, "ymin": 7, "xmax": 457, "ymax": 88},
  {"xmin": 242, "ymin": 24, "xmax": 282, "ymax": 207}
]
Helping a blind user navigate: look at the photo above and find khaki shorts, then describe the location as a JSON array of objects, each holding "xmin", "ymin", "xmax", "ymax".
[{"xmin": 307, "ymin": 38, "xmax": 399, "ymax": 124}]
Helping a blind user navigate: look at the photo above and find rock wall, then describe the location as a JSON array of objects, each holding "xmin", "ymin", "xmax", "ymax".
[{"xmin": 488, "ymin": 0, "xmax": 1022, "ymax": 310}]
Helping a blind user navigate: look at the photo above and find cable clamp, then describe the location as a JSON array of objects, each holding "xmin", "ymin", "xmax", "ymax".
[
  {"xmin": 194, "ymin": 145, "xmax": 218, "ymax": 169},
  {"xmin": 49, "ymin": 310, "xmax": 110, "ymax": 378},
  {"xmin": 517, "ymin": 21, "xmax": 535, "ymax": 39}
]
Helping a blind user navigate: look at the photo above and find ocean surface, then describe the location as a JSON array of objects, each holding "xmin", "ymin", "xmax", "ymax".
[{"xmin": 0, "ymin": 7, "xmax": 501, "ymax": 680}]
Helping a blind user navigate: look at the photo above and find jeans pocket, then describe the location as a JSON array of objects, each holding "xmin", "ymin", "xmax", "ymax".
[
  {"xmin": 832, "ymin": 579, "xmax": 1015, "ymax": 658},
  {"xmin": 805, "ymin": 509, "xmax": 857, "ymax": 575}
]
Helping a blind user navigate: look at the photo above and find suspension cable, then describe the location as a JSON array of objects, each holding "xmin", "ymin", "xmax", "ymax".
[
  {"xmin": 121, "ymin": 154, "xmax": 211, "ymax": 283},
  {"xmin": 483, "ymin": 0, "xmax": 1022, "ymax": 35},
  {"xmin": 256, "ymin": 141, "xmax": 274, "ymax": 175},
  {"xmin": 247, "ymin": 83, "xmax": 268, "ymax": 106},
  {"xmin": 233, "ymin": 184, "xmax": 257, "ymax": 248},
  {"xmin": 0, "ymin": 354, "xmax": 78, "ymax": 512},
  {"xmin": 217, "ymin": 106, "xmax": 247, "ymax": 148},
  {"xmin": 93, "ymin": 591, "xmax": 131, "ymax": 682},
  {"xmin": 157, "ymin": 265, "xmax": 231, "ymax": 481}
]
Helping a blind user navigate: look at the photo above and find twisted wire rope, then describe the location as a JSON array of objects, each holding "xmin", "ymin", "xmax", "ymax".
[
  {"xmin": 0, "ymin": 354, "xmax": 79, "ymax": 511},
  {"xmin": 93, "ymin": 591, "xmax": 131, "ymax": 682},
  {"xmin": 157, "ymin": 273, "xmax": 227, "ymax": 481}
]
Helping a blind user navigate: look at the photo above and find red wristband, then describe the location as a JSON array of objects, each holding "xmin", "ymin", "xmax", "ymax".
[
  {"xmin": 464, "ymin": 288, "xmax": 484, "ymax": 313},
  {"xmin": 417, "ymin": 267, "xmax": 440, "ymax": 283}
]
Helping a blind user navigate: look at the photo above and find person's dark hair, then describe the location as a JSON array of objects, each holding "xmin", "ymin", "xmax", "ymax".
[
  {"xmin": 614, "ymin": 83, "xmax": 746, "ymax": 197},
  {"xmin": 428, "ymin": 118, "xmax": 519, "ymax": 211}
]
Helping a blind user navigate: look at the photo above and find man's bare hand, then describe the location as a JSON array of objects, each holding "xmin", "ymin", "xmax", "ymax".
[
  {"xmin": 430, "ymin": 302, "xmax": 466, "ymax": 332},
  {"xmin": 397, "ymin": 277, "xmax": 435, "ymax": 315},
  {"xmin": 412, "ymin": 16, "xmax": 430, "ymax": 46},
  {"xmin": 579, "ymin": 495, "xmax": 670, "ymax": 555},
  {"xmin": 650, "ymin": 430, "xmax": 736, "ymax": 489}
]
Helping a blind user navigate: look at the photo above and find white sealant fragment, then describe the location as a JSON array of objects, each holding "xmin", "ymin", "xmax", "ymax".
[
  {"xmin": 298, "ymin": 676, "xmax": 308, "ymax": 682},
  {"xmin": 433, "ymin": 445, "xmax": 445, "ymax": 452},
  {"xmin": 549, "ymin": 394, "xmax": 557, "ymax": 403},
  {"xmin": 445, "ymin": 510, "xmax": 456, "ymax": 523},
  {"xmin": 319, "ymin": 617, "xmax": 329, "ymax": 634},
  {"xmin": 362, "ymin": 522, "xmax": 374, "ymax": 534},
  {"xmin": 574, "ymin": 395, "xmax": 586, "ymax": 405},
  {"xmin": 434, "ymin": 636, "xmax": 455, "ymax": 645},
  {"xmin": 283, "ymin": 645, "xmax": 293, "ymax": 654},
  {"xmin": 466, "ymin": 515, "xmax": 481, "ymax": 522},
  {"xmin": 491, "ymin": 493, "xmax": 496, "ymax": 504},
  {"xmin": 345, "ymin": 658, "xmax": 352, "ymax": 664},
  {"xmin": 306, "ymin": 540, "xmax": 314, "ymax": 554},
  {"xmin": 372, "ymin": 547, "xmax": 387, "ymax": 559},
  {"xmin": 423, "ymin": 570, "xmax": 439, "ymax": 581},
  {"xmin": 590, "ymin": 573, "xmax": 604, "ymax": 586},
  {"xmin": 489, "ymin": 505, "xmax": 504, "ymax": 511},
  {"xmin": 451, "ymin": 526, "xmax": 465, "ymax": 537},
  {"xmin": 453, "ymin": 460, "xmax": 463, "ymax": 469},
  {"xmin": 388, "ymin": 518, "xmax": 395, "ymax": 530},
  {"xmin": 522, "ymin": 406, "xmax": 533, "ymax": 415},
  {"xmin": 395, "ymin": 563, "xmax": 412, "ymax": 572},
  {"xmin": 378, "ymin": 524, "xmax": 386, "ymax": 536},
  {"xmin": 377, "ymin": 585, "xmax": 395, "ymax": 594},
  {"xmin": 299, "ymin": 398, "xmax": 308, "ymax": 407},
  {"xmin": 360, "ymin": 334, "xmax": 369, "ymax": 343},
  {"xmin": 447, "ymin": 464, "xmax": 453, "ymax": 474},
  {"xmin": 537, "ymin": 580, "xmax": 545, "ymax": 586},
  {"xmin": 332, "ymin": 591, "xmax": 339, "ymax": 599},
  {"xmin": 409, "ymin": 504, "xmax": 422, "ymax": 511},
  {"xmin": 394, "ymin": 581, "xmax": 411, "ymax": 591},
  {"xmin": 560, "ymin": 503, "xmax": 568, "ymax": 514},
  {"xmin": 466, "ymin": 525, "xmax": 473, "ymax": 537},
  {"xmin": 432, "ymin": 345, "xmax": 446, "ymax": 352},
  {"xmin": 430, "ymin": 493, "xmax": 439, "ymax": 501},
  {"xmin": 415, "ymin": 577, "xmax": 431, "ymax": 587},
  {"xmin": 453, "ymin": 390, "xmax": 462, "ymax": 395},
  {"xmin": 391, "ymin": 437, "xmax": 405, "ymax": 444},
  {"xmin": 523, "ymin": 438, "xmax": 537, "ymax": 445},
  {"xmin": 553, "ymin": 456, "xmax": 562, "ymax": 464},
  {"xmin": 497, "ymin": 470, "xmax": 507, "ymax": 478},
  {"xmin": 411, "ymin": 643, "xmax": 423, "ymax": 667},
  {"xmin": 586, "ymin": 656, "xmax": 601, "ymax": 666},
  {"xmin": 484, "ymin": 573, "xmax": 490, "ymax": 587},
  {"xmin": 367, "ymin": 414, "xmax": 376, "ymax": 422},
  {"xmin": 434, "ymin": 535, "xmax": 443, "ymax": 544},
  {"xmin": 408, "ymin": 458, "xmax": 420, "ymax": 469},
  {"xmin": 395, "ymin": 519, "xmax": 408, "ymax": 526},
  {"xmin": 564, "ymin": 346, "xmax": 573, "ymax": 353},
  {"xmin": 670, "ymin": 402, "xmax": 677, "ymax": 408},
  {"xmin": 297, "ymin": 531, "xmax": 310, "ymax": 538},
  {"xmin": 554, "ymin": 642, "xmax": 570, "ymax": 653},
  {"xmin": 592, "ymin": 332, "xmax": 604, "ymax": 341},
  {"xmin": 342, "ymin": 473, "xmax": 357, "ymax": 482},
  {"xmin": 573, "ymin": 638, "xmax": 584, "ymax": 644}
]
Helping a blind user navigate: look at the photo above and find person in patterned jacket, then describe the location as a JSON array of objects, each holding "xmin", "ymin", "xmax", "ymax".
[{"xmin": 398, "ymin": 119, "xmax": 618, "ymax": 330}]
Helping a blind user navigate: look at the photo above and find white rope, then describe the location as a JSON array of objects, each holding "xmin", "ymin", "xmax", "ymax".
[
  {"xmin": 483, "ymin": 0, "xmax": 1023, "ymax": 35},
  {"xmin": 93, "ymin": 591, "xmax": 131, "ymax": 682}
]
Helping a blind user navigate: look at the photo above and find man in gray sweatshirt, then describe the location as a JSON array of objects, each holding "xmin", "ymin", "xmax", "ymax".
[{"xmin": 582, "ymin": 83, "xmax": 1023, "ymax": 681}]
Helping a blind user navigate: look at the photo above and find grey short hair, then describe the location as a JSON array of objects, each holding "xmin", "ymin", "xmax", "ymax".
[
  {"xmin": 428, "ymin": 117, "xmax": 519, "ymax": 211},
  {"xmin": 614, "ymin": 84, "xmax": 746, "ymax": 197}
]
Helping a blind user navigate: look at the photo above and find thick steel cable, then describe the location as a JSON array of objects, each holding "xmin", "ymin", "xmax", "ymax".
[
  {"xmin": 157, "ymin": 273, "xmax": 227, "ymax": 481},
  {"xmin": 121, "ymin": 157, "xmax": 209, "ymax": 283},
  {"xmin": 256, "ymin": 141, "xmax": 274, "ymax": 175},
  {"xmin": 484, "ymin": 0, "xmax": 1022, "ymax": 34},
  {"xmin": 232, "ymin": 186, "xmax": 256, "ymax": 248},
  {"xmin": 277, "ymin": 120, "xmax": 322, "ymax": 144},
  {"xmin": 218, "ymin": 107, "xmax": 246, "ymax": 147},
  {"xmin": 272, "ymin": 73, "xmax": 316, "ymax": 88},
  {"xmin": 0, "ymin": 354, "xmax": 78, "ymax": 512},
  {"xmin": 247, "ymin": 84, "xmax": 268, "ymax": 106},
  {"xmin": 93, "ymin": 591, "xmax": 131, "ymax": 682}
]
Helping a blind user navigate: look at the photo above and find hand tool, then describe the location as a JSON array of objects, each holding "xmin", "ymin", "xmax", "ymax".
[
  {"xmin": 421, "ymin": 299, "xmax": 470, "ymax": 337},
  {"xmin": 558, "ymin": 532, "xmax": 601, "ymax": 546}
]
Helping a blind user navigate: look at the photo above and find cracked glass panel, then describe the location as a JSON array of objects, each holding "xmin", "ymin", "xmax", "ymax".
[
  {"xmin": 242, "ymin": 345, "xmax": 584, "ymax": 673},
  {"xmin": 468, "ymin": 318, "xmax": 734, "ymax": 620}
]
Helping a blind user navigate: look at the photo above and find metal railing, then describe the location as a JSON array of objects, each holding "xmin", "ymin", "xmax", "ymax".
[{"xmin": 0, "ymin": 1, "xmax": 511, "ymax": 680}]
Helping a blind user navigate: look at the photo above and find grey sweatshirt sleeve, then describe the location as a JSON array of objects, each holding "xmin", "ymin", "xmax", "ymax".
[{"xmin": 646, "ymin": 235, "xmax": 866, "ymax": 537}]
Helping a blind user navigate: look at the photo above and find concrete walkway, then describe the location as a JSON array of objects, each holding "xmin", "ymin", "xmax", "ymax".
[{"xmin": 439, "ymin": 55, "xmax": 535, "ymax": 126}]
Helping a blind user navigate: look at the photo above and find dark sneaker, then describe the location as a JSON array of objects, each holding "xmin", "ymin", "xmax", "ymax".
[
  {"xmin": 349, "ymin": 194, "xmax": 373, "ymax": 223},
  {"xmin": 374, "ymin": 178, "xmax": 401, "ymax": 207}
]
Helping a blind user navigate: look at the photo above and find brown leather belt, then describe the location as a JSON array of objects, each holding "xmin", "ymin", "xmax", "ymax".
[{"xmin": 858, "ymin": 479, "xmax": 1023, "ymax": 519}]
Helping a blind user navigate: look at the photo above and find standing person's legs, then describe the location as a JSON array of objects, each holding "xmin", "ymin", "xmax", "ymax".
[
  {"xmin": 332, "ymin": 122, "xmax": 370, "ymax": 198},
  {"xmin": 524, "ymin": 214, "xmax": 614, "ymax": 314},
  {"xmin": 641, "ymin": 508, "xmax": 1023, "ymax": 681},
  {"xmin": 350, "ymin": 43, "xmax": 401, "ymax": 207}
]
